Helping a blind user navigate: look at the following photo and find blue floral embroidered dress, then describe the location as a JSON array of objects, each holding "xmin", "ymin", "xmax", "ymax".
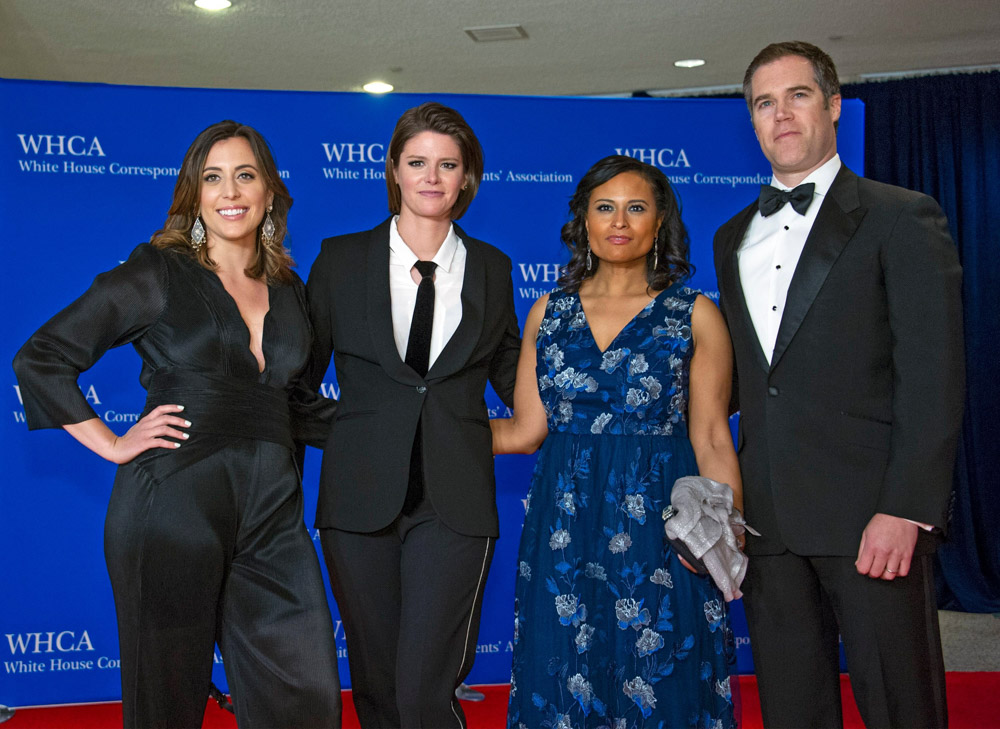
[{"xmin": 507, "ymin": 283, "xmax": 736, "ymax": 729}]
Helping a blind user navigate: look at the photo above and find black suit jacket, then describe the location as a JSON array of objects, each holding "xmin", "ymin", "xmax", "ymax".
[
  {"xmin": 713, "ymin": 166, "xmax": 964, "ymax": 556},
  {"xmin": 306, "ymin": 218, "xmax": 520, "ymax": 538}
]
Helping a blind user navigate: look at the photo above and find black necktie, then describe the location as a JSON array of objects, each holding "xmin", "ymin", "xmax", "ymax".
[
  {"xmin": 758, "ymin": 182, "xmax": 816, "ymax": 217},
  {"xmin": 404, "ymin": 260, "xmax": 437, "ymax": 377}
]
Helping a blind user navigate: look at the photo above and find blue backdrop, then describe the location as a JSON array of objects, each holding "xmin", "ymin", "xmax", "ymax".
[{"xmin": 1, "ymin": 78, "xmax": 863, "ymax": 708}]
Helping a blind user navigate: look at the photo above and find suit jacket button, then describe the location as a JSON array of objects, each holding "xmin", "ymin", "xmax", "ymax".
[
  {"xmin": 416, "ymin": 386, "xmax": 427, "ymax": 394},
  {"xmin": 768, "ymin": 386, "xmax": 779, "ymax": 396}
]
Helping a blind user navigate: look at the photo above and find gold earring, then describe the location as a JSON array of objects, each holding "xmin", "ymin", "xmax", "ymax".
[
  {"xmin": 261, "ymin": 204, "xmax": 275, "ymax": 248},
  {"xmin": 190, "ymin": 215, "xmax": 206, "ymax": 250}
]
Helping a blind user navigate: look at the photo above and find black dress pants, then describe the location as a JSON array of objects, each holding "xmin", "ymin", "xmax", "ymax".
[
  {"xmin": 105, "ymin": 438, "xmax": 342, "ymax": 729},
  {"xmin": 320, "ymin": 495, "xmax": 495, "ymax": 729},
  {"xmin": 742, "ymin": 543, "xmax": 947, "ymax": 729}
]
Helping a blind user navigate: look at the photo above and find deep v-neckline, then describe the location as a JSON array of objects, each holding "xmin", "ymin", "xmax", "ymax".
[
  {"xmin": 577, "ymin": 286, "xmax": 671, "ymax": 354},
  {"xmin": 212, "ymin": 272, "xmax": 272, "ymax": 375}
]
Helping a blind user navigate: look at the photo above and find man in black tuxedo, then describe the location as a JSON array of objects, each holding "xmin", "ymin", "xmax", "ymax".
[
  {"xmin": 306, "ymin": 103, "xmax": 520, "ymax": 728},
  {"xmin": 713, "ymin": 42, "xmax": 964, "ymax": 728}
]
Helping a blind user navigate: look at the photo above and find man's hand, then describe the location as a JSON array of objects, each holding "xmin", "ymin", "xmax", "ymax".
[{"xmin": 855, "ymin": 513, "xmax": 919, "ymax": 580}]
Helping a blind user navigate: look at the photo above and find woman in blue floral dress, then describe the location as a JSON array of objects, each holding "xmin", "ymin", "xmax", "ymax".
[{"xmin": 492, "ymin": 156, "xmax": 742, "ymax": 729}]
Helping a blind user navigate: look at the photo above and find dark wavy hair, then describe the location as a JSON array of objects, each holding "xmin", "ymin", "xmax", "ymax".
[
  {"xmin": 150, "ymin": 120, "xmax": 295, "ymax": 284},
  {"xmin": 558, "ymin": 155, "xmax": 691, "ymax": 293},
  {"xmin": 385, "ymin": 102, "xmax": 484, "ymax": 220}
]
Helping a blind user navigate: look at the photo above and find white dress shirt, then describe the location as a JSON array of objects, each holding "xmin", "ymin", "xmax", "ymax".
[
  {"xmin": 388, "ymin": 216, "xmax": 465, "ymax": 370},
  {"xmin": 738, "ymin": 154, "xmax": 842, "ymax": 363},
  {"xmin": 739, "ymin": 158, "xmax": 933, "ymax": 533}
]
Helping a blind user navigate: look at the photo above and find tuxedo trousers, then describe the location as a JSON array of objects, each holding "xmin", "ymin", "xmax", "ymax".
[
  {"xmin": 320, "ymin": 494, "xmax": 494, "ymax": 729},
  {"xmin": 742, "ymin": 541, "xmax": 946, "ymax": 729},
  {"xmin": 105, "ymin": 434, "xmax": 342, "ymax": 729}
]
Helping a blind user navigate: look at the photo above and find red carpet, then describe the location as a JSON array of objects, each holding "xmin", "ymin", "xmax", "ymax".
[{"xmin": 7, "ymin": 673, "xmax": 999, "ymax": 728}]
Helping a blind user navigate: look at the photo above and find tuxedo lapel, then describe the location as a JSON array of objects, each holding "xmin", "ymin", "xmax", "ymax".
[
  {"xmin": 722, "ymin": 204, "xmax": 772, "ymax": 373},
  {"xmin": 364, "ymin": 219, "xmax": 422, "ymax": 385},
  {"xmin": 770, "ymin": 167, "xmax": 866, "ymax": 370},
  {"xmin": 427, "ymin": 224, "xmax": 485, "ymax": 380}
]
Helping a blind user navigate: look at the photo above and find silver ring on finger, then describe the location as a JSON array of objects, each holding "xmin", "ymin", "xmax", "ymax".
[{"xmin": 885, "ymin": 568, "xmax": 897, "ymax": 574}]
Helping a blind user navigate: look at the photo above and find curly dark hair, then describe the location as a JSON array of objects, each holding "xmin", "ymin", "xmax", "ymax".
[{"xmin": 558, "ymin": 155, "xmax": 691, "ymax": 293}]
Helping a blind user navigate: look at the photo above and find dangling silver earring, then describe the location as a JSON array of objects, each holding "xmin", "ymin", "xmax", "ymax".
[
  {"xmin": 652, "ymin": 234, "xmax": 659, "ymax": 270},
  {"xmin": 586, "ymin": 243, "xmax": 593, "ymax": 272},
  {"xmin": 190, "ymin": 215, "xmax": 206, "ymax": 251},
  {"xmin": 261, "ymin": 204, "xmax": 275, "ymax": 249}
]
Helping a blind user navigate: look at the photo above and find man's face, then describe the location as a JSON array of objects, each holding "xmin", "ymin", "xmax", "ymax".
[{"xmin": 750, "ymin": 54, "xmax": 841, "ymax": 185}]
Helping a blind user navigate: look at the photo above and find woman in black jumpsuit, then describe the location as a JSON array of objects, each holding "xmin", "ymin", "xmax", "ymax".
[{"xmin": 13, "ymin": 121, "xmax": 341, "ymax": 728}]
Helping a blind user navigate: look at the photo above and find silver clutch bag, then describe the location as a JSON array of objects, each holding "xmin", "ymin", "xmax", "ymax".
[{"xmin": 662, "ymin": 476, "xmax": 759, "ymax": 601}]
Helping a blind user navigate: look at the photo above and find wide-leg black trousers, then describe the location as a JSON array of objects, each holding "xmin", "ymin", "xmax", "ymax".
[{"xmin": 105, "ymin": 437, "xmax": 342, "ymax": 729}]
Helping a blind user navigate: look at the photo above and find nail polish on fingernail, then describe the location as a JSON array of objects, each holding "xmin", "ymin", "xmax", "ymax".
[
  {"xmin": 183, "ymin": 433, "xmax": 190, "ymax": 439},
  {"xmin": 176, "ymin": 405, "xmax": 185, "ymax": 411},
  {"xmin": 184, "ymin": 420, "xmax": 192, "ymax": 427},
  {"xmin": 173, "ymin": 442, "xmax": 181, "ymax": 448}
]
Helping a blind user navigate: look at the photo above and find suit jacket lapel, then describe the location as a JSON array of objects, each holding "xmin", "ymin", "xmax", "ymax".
[
  {"xmin": 427, "ymin": 223, "xmax": 485, "ymax": 380},
  {"xmin": 365, "ymin": 219, "xmax": 422, "ymax": 385},
  {"xmin": 770, "ymin": 166, "xmax": 866, "ymax": 370},
  {"xmin": 722, "ymin": 204, "xmax": 772, "ymax": 373}
]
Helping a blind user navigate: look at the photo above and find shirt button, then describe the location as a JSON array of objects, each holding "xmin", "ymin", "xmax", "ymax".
[
  {"xmin": 768, "ymin": 386, "xmax": 780, "ymax": 397},
  {"xmin": 416, "ymin": 386, "xmax": 427, "ymax": 394},
  {"xmin": 775, "ymin": 265, "xmax": 782, "ymax": 269},
  {"xmin": 771, "ymin": 305, "xmax": 778, "ymax": 311}
]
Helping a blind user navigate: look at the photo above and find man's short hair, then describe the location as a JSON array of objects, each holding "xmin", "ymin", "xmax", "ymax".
[{"xmin": 742, "ymin": 41, "xmax": 840, "ymax": 111}]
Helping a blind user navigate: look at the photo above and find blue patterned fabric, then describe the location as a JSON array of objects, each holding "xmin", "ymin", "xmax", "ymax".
[{"xmin": 507, "ymin": 283, "xmax": 736, "ymax": 729}]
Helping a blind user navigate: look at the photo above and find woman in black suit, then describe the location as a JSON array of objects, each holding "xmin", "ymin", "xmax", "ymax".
[
  {"xmin": 14, "ymin": 121, "xmax": 341, "ymax": 729},
  {"xmin": 306, "ymin": 102, "xmax": 520, "ymax": 729}
]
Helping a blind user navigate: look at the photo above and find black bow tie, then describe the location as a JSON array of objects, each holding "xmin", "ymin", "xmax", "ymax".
[{"xmin": 758, "ymin": 183, "xmax": 816, "ymax": 217}]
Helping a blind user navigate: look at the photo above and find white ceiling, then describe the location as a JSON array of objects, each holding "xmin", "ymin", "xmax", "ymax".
[{"xmin": 2, "ymin": 0, "xmax": 999, "ymax": 97}]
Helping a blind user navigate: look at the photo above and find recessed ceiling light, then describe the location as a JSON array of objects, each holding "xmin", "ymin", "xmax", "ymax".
[
  {"xmin": 674, "ymin": 59, "xmax": 706, "ymax": 69},
  {"xmin": 362, "ymin": 81, "xmax": 394, "ymax": 94},
  {"xmin": 194, "ymin": 0, "xmax": 232, "ymax": 10},
  {"xmin": 464, "ymin": 25, "xmax": 528, "ymax": 42}
]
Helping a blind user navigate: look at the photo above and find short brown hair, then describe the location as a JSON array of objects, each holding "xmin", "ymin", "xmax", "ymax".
[
  {"xmin": 385, "ymin": 103, "xmax": 484, "ymax": 220},
  {"xmin": 151, "ymin": 120, "xmax": 295, "ymax": 284},
  {"xmin": 743, "ymin": 41, "xmax": 840, "ymax": 112}
]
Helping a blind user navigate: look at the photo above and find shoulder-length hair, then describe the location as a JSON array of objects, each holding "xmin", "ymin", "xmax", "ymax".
[
  {"xmin": 558, "ymin": 155, "xmax": 691, "ymax": 293},
  {"xmin": 385, "ymin": 102, "xmax": 484, "ymax": 220},
  {"xmin": 150, "ymin": 120, "xmax": 295, "ymax": 284}
]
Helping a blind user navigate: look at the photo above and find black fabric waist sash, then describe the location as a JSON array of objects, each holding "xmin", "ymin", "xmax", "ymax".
[{"xmin": 142, "ymin": 368, "xmax": 294, "ymax": 450}]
